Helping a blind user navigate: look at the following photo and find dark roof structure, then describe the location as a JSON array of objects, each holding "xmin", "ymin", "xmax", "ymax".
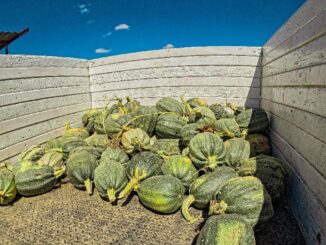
[{"xmin": 0, "ymin": 28, "xmax": 29, "ymax": 54}]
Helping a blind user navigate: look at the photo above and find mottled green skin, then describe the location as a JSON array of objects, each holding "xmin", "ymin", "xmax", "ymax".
[
  {"xmin": 189, "ymin": 106, "xmax": 216, "ymax": 123},
  {"xmin": 85, "ymin": 133, "xmax": 110, "ymax": 148},
  {"xmin": 237, "ymin": 155, "xmax": 286, "ymax": 201},
  {"xmin": 60, "ymin": 136, "xmax": 88, "ymax": 159},
  {"xmin": 0, "ymin": 167, "xmax": 17, "ymax": 205},
  {"xmin": 246, "ymin": 134, "xmax": 271, "ymax": 157},
  {"xmin": 126, "ymin": 152, "xmax": 163, "ymax": 181},
  {"xmin": 15, "ymin": 165, "xmax": 56, "ymax": 196},
  {"xmin": 209, "ymin": 104, "xmax": 233, "ymax": 120},
  {"xmin": 155, "ymin": 113, "xmax": 188, "ymax": 139},
  {"xmin": 155, "ymin": 97, "xmax": 185, "ymax": 115},
  {"xmin": 196, "ymin": 214, "xmax": 256, "ymax": 245},
  {"xmin": 66, "ymin": 151, "xmax": 98, "ymax": 190},
  {"xmin": 224, "ymin": 138, "xmax": 250, "ymax": 168},
  {"xmin": 121, "ymin": 128, "xmax": 151, "ymax": 154},
  {"xmin": 70, "ymin": 146, "xmax": 104, "ymax": 159},
  {"xmin": 94, "ymin": 160, "xmax": 128, "ymax": 200},
  {"xmin": 124, "ymin": 97, "xmax": 141, "ymax": 113},
  {"xmin": 82, "ymin": 108, "xmax": 103, "ymax": 134},
  {"xmin": 93, "ymin": 111, "xmax": 108, "ymax": 134},
  {"xmin": 10, "ymin": 160, "xmax": 35, "ymax": 175},
  {"xmin": 212, "ymin": 176, "xmax": 272, "ymax": 226},
  {"xmin": 104, "ymin": 113, "xmax": 132, "ymax": 139},
  {"xmin": 18, "ymin": 145, "xmax": 44, "ymax": 162},
  {"xmin": 137, "ymin": 175, "xmax": 185, "ymax": 214},
  {"xmin": 215, "ymin": 118, "xmax": 241, "ymax": 138},
  {"xmin": 100, "ymin": 146, "xmax": 130, "ymax": 165},
  {"xmin": 131, "ymin": 106, "xmax": 158, "ymax": 136},
  {"xmin": 188, "ymin": 167, "xmax": 238, "ymax": 209},
  {"xmin": 63, "ymin": 127, "xmax": 89, "ymax": 139},
  {"xmin": 187, "ymin": 97, "xmax": 208, "ymax": 108},
  {"xmin": 37, "ymin": 151, "xmax": 65, "ymax": 178},
  {"xmin": 45, "ymin": 138, "xmax": 62, "ymax": 151},
  {"xmin": 161, "ymin": 155, "xmax": 198, "ymax": 187},
  {"xmin": 235, "ymin": 108, "xmax": 269, "ymax": 133},
  {"xmin": 150, "ymin": 138, "xmax": 181, "ymax": 156},
  {"xmin": 189, "ymin": 133, "xmax": 226, "ymax": 170}
]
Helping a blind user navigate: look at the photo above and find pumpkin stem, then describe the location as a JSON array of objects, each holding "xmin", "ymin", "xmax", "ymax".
[
  {"xmin": 180, "ymin": 96, "xmax": 193, "ymax": 116},
  {"xmin": 107, "ymin": 188, "xmax": 117, "ymax": 203},
  {"xmin": 226, "ymin": 102, "xmax": 238, "ymax": 112},
  {"xmin": 207, "ymin": 156, "xmax": 217, "ymax": 170},
  {"xmin": 240, "ymin": 129, "xmax": 248, "ymax": 138},
  {"xmin": 181, "ymin": 195, "xmax": 200, "ymax": 223},
  {"xmin": 118, "ymin": 178, "xmax": 139, "ymax": 199},
  {"xmin": 209, "ymin": 200, "xmax": 227, "ymax": 215},
  {"xmin": 84, "ymin": 179, "xmax": 93, "ymax": 195}
]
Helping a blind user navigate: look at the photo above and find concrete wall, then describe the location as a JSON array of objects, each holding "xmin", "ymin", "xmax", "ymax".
[
  {"xmin": 0, "ymin": 55, "xmax": 91, "ymax": 162},
  {"xmin": 89, "ymin": 46, "xmax": 262, "ymax": 108},
  {"xmin": 261, "ymin": 0, "xmax": 326, "ymax": 244}
]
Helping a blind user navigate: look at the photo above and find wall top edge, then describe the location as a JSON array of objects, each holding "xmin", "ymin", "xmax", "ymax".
[{"xmin": 0, "ymin": 54, "xmax": 88, "ymax": 61}]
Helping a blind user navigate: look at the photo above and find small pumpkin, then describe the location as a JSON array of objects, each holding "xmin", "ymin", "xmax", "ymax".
[
  {"xmin": 0, "ymin": 165, "xmax": 17, "ymax": 205},
  {"xmin": 45, "ymin": 138, "xmax": 62, "ymax": 151},
  {"xmin": 181, "ymin": 166, "xmax": 238, "ymax": 223},
  {"xmin": 124, "ymin": 96, "xmax": 141, "ymax": 113},
  {"xmin": 66, "ymin": 151, "xmax": 98, "ymax": 195},
  {"xmin": 187, "ymin": 97, "xmax": 208, "ymax": 108},
  {"xmin": 131, "ymin": 106, "xmax": 158, "ymax": 136},
  {"xmin": 150, "ymin": 137, "xmax": 181, "ymax": 157},
  {"xmin": 155, "ymin": 113, "xmax": 188, "ymax": 139},
  {"xmin": 161, "ymin": 155, "xmax": 198, "ymax": 187},
  {"xmin": 93, "ymin": 110, "xmax": 109, "ymax": 134},
  {"xmin": 209, "ymin": 104, "xmax": 233, "ymax": 119},
  {"xmin": 155, "ymin": 97, "xmax": 185, "ymax": 115},
  {"xmin": 63, "ymin": 122, "xmax": 89, "ymax": 139},
  {"xmin": 37, "ymin": 150, "xmax": 65, "ymax": 178},
  {"xmin": 104, "ymin": 113, "xmax": 133, "ymax": 139},
  {"xmin": 70, "ymin": 146, "xmax": 104, "ymax": 159},
  {"xmin": 215, "ymin": 118, "xmax": 241, "ymax": 138},
  {"xmin": 121, "ymin": 128, "xmax": 151, "ymax": 154},
  {"xmin": 82, "ymin": 108, "xmax": 103, "ymax": 134},
  {"xmin": 84, "ymin": 132, "xmax": 110, "ymax": 148},
  {"xmin": 118, "ymin": 151, "xmax": 163, "ymax": 199},
  {"xmin": 209, "ymin": 176, "xmax": 273, "ymax": 226},
  {"xmin": 188, "ymin": 106, "xmax": 216, "ymax": 123},
  {"xmin": 224, "ymin": 138, "xmax": 250, "ymax": 168},
  {"xmin": 246, "ymin": 134, "xmax": 271, "ymax": 156},
  {"xmin": 60, "ymin": 136, "xmax": 88, "ymax": 159},
  {"xmin": 94, "ymin": 160, "xmax": 128, "ymax": 203},
  {"xmin": 18, "ymin": 145, "xmax": 44, "ymax": 161},
  {"xmin": 137, "ymin": 175, "xmax": 185, "ymax": 214},
  {"xmin": 196, "ymin": 214, "xmax": 256, "ymax": 245},
  {"xmin": 188, "ymin": 132, "xmax": 225, "ymax": 170},
  {"xmin": 15, "ymin": 164, "xmax": 57, "ymax": 196},
  {"xmin": 100, "ymin": 146, "xmax": 130, "ymax": 165},
  {"xmin": 237, "ymin": 155, "xmax": 286, "ymax": 201}
]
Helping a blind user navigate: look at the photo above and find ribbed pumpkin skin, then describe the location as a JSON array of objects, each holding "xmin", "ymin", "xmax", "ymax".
[
  {"xmin": 215, "ymin": 118, "xmax": 241, "ymax": 138},
  {"xmin": 93, "ymin": 111, "xmax": 107, "ymax": 134},
  {"xmin": 189, "ymin": 106, "xmax": 216, "ymax": 123},
  {"xmin": 0, "ymin": 167, "xmax": 17, "ymax": 205},
  {"xmin": 63, "ymin": 127, "xmax": 89, "ymax": 139},
  {"xmin": 155, "ymin": 113, "xmax": 188, "ymax": 139},
  {"xmin": 224, "ymin": 138, "xmax": 250, "ymax": 168},
  {"xmin": 18, "ymin": 145, "xmax": 44, "ymax": 161},
  {"xmin": 237, "ymin": 155, "xmax": 286, "ymax": 201},
  {"xmin": 15, "ymin": 165, "xmax": 56, "ymax": 196},
  {"xmin": 66, "ymin": 151, "xmax": 98, "ymax": 192},
  {"xmin": 100, "ymin": 146, "xmax": 130, "ymax": 165},
  {"xmin": 209, "ymin": 104, "xmax": 233, "ymax": 120},
  {"xmin": 196, "ymin": 214, "xmax": 256, "ymax": 245},
  {"xmin": 10, "ymin": 160, "xmax": 35, "ymax": 175},
  {"xmin": 246, "ymin": 134, "xmax": 271, "ymax": 157},
  {"xmin": 94, "ymin": 160, "xmax": 128, "ymax": 202},
  {"xmin": 84, "ymin": 133, "xmax": 110, "ymax": 148},
  {"xmin": 124, "ymin": 97, "xmax": 141, "ymax": 113},
  {"xmin": 161, "ymin": 155, "xmax": 198, "ymax": 187},
  {"xmin": 235, "ymin": 108, "xmax": 269, "ymax": 133},
  {"xmin": 211, "ymin": 176, "xmax": 272, "ymax": 226},
  {"xmin": 137, "ymin": 175, "xmax": 185, "ymax": 214},
  {"xmin": 189, "ymin": 133, "xmax": 225, "ymax": 170},
  {"xmin": 104, "ymin": 113, "xmax": 132, "ymax": 139},
  {"xmin": 131, "ymin": 106, "xmax": 158, "ymax": 136},
  {"xmin": 155, "ymin": 97, "xmax": 185, "ymax": 115},
  {"xmin": 150, "ymin": 138, "xmax": 181, "ymax": 156},
  {"xmin": 70, "ymin": 146, "xmax": 104, "ymax": 159},
  {"xmin": 45, "ymin": 138, "xmax": 62, "ymax": 151},
  {"xmin": 187, "ymin": 97, "xmax": 208, "ymax": 108},
  {"xmin": 37, "ymin": 151, "xmax": 65, "ymax": 178},
  {"xmin": 61, "ymin": 136, "xmax": 88, "ymax": 159},
  {"xmin": 82, "ymin": 108, "xmax": 103, "ymax": 134},
  {"xmin": 121, "ymin": 128, "xmax": 151, "ymax": 154}
]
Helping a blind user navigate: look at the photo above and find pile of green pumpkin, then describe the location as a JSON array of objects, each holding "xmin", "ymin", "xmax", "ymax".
[{"xmin": 0, "ymin": 96, "xmax": 287, "ymax": 244}]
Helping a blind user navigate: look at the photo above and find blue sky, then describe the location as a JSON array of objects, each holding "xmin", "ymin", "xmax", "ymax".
[{"xmin": 0, "ymin": 0, "xmax": 305, "ymax": 59}]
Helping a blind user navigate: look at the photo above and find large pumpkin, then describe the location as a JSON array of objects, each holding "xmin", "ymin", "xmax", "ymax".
[
  {"xmin": 0, "ymin": 165, "xmax": 17, "ymax": 205},
  {"xmin": 155, "ymin": 113, "xmax": 188, "ymax": 139},
  {"xmin": 60, "ymin": 136, "xmax": 88, "ymax": 159},
  {"xmin": 155, "ymin": 97, "xmax": 185, "ymax": 115},
  {"xmin": 223, "ymin": 138, "xmax": 250, "ymax": 168},
  {"xmin": 84, "ymin": 133, "xmax": 110, "ymax": 148},
  {"xmin": 18, "ymin": 145, "xmax": 44, "ymax": 162},
  {"xmin": 37, "ymin": 150, "xmax": 65, "ymax": 178},
  {"xmin": 104, "ymin": 113, "xmax": 132, "ymax": 139},
  {"xmin": 235, "ymin": 108, "xmax": 269, "ymax": 134},
  {"xmin": 188, "ymin": 106, "xmax": 216, "ymax": 123},
  {"xmin": 246, "ymin": 134, "xmax": 271, "ymax": 156},
  {"xmin": 131, "ymin": 106, "xmax": 158, "ymax": 136},
  {"xmin": 121, "ymin": 128, "xmax": 151, "ymax": 154},
  {"xmin": 215, "ymin": 118, "xmax": 241, "ymax": 138},
  {"xmin": 150, "ymin": 137, "xmax": 181, "ymax": 157},
  {"xmin": 209, "ymin": 104, "xmax": 233, "ymax": 120},
  {"xmin": 100, "ymin": 146, "xmax": 130, "ymax": 165},
  {"xmin": 63, "ymin": 123, "xmax": 89, "ymax": 139}
]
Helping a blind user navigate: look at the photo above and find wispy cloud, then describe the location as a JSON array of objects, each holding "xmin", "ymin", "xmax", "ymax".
[
  {"xmin": 95, "ymin": 48, "xmax": 111, "ymax": 54},
  {"xmin": 163, "ymin": 43, "xmax": 174, "ymax": 49},
  {"xmin": 115, "ymin": 24, "xmax": 130, "ymax": 31},
  {"xmin": 102, "ymin": 32, "xmax": 112, "ymax": 38},
  {"xmin": 87, "ymin": 20, "xmax": 95, "ymax": 24},
  {"xmin": 78, "ymin": 3, "xmax": 91, "ymax": 14}
]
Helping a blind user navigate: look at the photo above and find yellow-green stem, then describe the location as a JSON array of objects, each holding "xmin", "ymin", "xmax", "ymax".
[
  {"xmin": 54, "ymin": 166, "xmax": 66, "ymax": 179},
  {"xmin": 107, "ymin": 189, "xmax": 117, "ymax": 203},
  {"xmin": 181, "ymin": 195, "xmax": 200, "ymax": 223},
  {"xmin": 118, "ymin": 178, "xmax": 139, "ymax": 199},
  {"xmin": 84, "ymin": 179, "xmax": 93, "ymax": 195},
  {"xmin": 209, "ymin": 200, "xmax": 227, "ymax": 215}
]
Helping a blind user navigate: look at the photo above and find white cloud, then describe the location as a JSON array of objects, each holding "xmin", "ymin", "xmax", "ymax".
[
  {"xmin": 78, "ymin": 3, "xmax": 91, "ymax": 14},
  {"xmin": 80, "ymin": 8, "xmax": 89, "ymax": 14},
  {"xmin": 95, "ymin": 48, "xmax": 111, "ymax": 54},
  {"xmin": 102, "ymin": 32, "xmax": 112, "ymax": 38},
  {"xmin": 115, "ymin": 24, "xmax": 130, "ymax": 31},
  {"xmin": 87, "ymin": 20, "xmax": 95, "ymax": 24},
  {"xmin": 163, "ymin": 43, "xmax": 174, "ymax": 49}
]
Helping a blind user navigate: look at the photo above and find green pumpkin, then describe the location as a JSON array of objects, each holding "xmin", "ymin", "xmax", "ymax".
[
  {"xmin": 15, "ymin": 165, "xmax": 56, "ymax": 196},
  {"xmin": 82, "ymin": 108, "xmax": 103, "ymax": 134},
  {"xmin": 66, "ymin": 151, "xmax": 98, "ymax": 195},
  {"xmin": 137, "ymin": 175, "xmax": 185, "ymax": 214},
  {"xmin": 131, "ymin": 106, "xmax": 158, "ymax": 136},
  {"xmin": 150, "ymin": 137, "xmax": 181, "ymax": 157},
  {"xmin": 121, "ymin": 128, "xmax": 151, "ymax": 154},
  {"xmin": 94, "ymin": 160, "xmax": 128, "ymax": 203},
  {"xmin": 118, "ymin": 151, "xmax": 163, "ymax": 199},
  {"xmin": 10, "ymin": 160, "xmax": 35, "ymax": 175},
  {"xmin": 155, "ymin": 97, "xmax": 185, "ymax": 115},
  {"xmin": 235, "ymin": 108, "xmax": 269, "ymax": 134},
  {"xmin": 209, "ymin": 176, "xmax": 273, "ymax": 226},
  {"xmin": 188, "ymin": 132, "xmax": 225, "ymax": 170},
  {"xmin": 63, "ymin": 123, "xmax": 89, "ymax": 139},
  {"xmin": 181, "ymin": 166, "xmax": 238, "ymax": 223},
  {"xmin": 237, "ymin": 155, "xmax": 286, "ymax": 201},
  {"xmin": 85, "ymin": 133, "xmax": 110, "ymax": 148},
  {"xmin": 45, "ymin": 138, "xmax": 62, "ymax": 151},
  {"xmin": 100, "ymin": 146, "xmax": 130, "ymax": 165},
  {"xmin": 209, "ymin": 104, "xmax": 234, "ymax": 119},
  {"xmin": 70, "ymin": 146, "xmax": 104, "ymax": 159},
  {"xmin": 215, "ymin": 118, "xmax": 241, "ymax": 138},
  {"xmin": 0, "ymin": 165, "xmax": 17, "ymax": 205},
  {"xmin": 93, "ymin": 110, "xmax": 109, "ymax": 134},
  {"xmin": 37, "ymin": 150, "xmax": 65, "ymax": 178},
  {"xmin": 188, "ymin": 106, "xmax": 216, "ymax": 123},
  {"xmin": 161, "ymin": 155, "xmax": 198, "ymax": 187},
  {"xmin": 224, "ymin": 138, "xmax": 250, "ymax": 168},
  {"xmin": 187, "ymin": 97, "xmax": 208, "ymax": 108},
  {"xmin": 18, "ymin": 145, "xmax": 44, "ymax": 161},
  {"xmin": 60, "ymin": 136, "xmax": 88, "ymax": 159},
  {"xmin": 124, "ymin": 96, "xmax": 141, "ymax": 113},
  {"xmin": 104, "ymin": 113, "xmax": 133, "ymax": 139},
  {"xmin": 155, "ymin": 113, "xmax": 188, "ymax": 139},
  {"xmin": 196, "ymin": 214, "xmax": 256, "ymax": 245},
  {"xmin": 246, "ymin": 134, "xmax": 271, "ymax": 156}
]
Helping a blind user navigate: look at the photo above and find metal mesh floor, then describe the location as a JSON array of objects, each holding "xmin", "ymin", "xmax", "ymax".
[{"xmin": 0, "ymin": 182, "xmax": 305, "ymax": 245}]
